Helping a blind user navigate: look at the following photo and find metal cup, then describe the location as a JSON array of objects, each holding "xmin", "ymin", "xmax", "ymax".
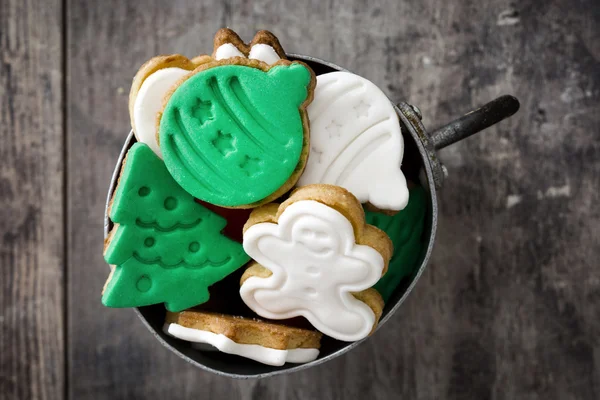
[{"xmin": 104, "ymin": 54, "xmax": 519, "ymax": 378}]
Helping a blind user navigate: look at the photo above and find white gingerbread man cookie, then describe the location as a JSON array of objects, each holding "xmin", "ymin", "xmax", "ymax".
[
  {"xmin": 240, "ymin": 184, "xmax": 391, "ymax": 342},
  {"xmin": 298, "ymin": 71, "xmax": 410, "ymax": 212}
]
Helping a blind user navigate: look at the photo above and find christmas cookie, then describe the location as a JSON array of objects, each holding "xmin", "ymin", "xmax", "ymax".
[
  {"xmin": 240, "ymin": 184, "xmax": 392, "ymax": 341},
  {"xmin": 102, "ymin": 143, "xmax": 250, "ymax": 312},
  {"xmin": 164, "ymin": 309, "xmax": 322, "ymax": 366},
  {"xmin": 158, "ymin": 29, "xmax": 315, "ymax": 208},
  {"xmin": 297, "ymin": 71, "xmax": 409, "ymax": 212},
  {"xmin": 128, "ymin": 29, "xmax": 287, "ymax": 159},
  {"xmin": 366, "ymin": 184, "xmax": 427, "ymax": 302},
  {"xmin": 129, "ymin": 55, "xmax": 200, "ymax": 157}
]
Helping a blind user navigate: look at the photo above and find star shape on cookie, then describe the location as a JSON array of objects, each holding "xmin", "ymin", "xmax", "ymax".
[
  {"xmin": 239, "ymin": 155, "xmax": 263, "ymax": 177},
  {"xmin": 325, "ymin": 120, "xmax": 343, "ymax": 138},
  {"xmin": 354, "ymin": 100, "xmax": 370, "ymax": 118},
  {"xmin": 211, "ymin": 131, "xmax": 236, "ymax": 156},
  {"xmin": 191, "ymin": 98, "xmax": 215, "ymax": 125}
]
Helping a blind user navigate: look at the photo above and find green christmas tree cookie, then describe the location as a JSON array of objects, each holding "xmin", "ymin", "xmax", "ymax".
[
  {"xmin": 160, "ymin": 62, "xmax": 313, "ymax": 207},
  {"xmin": 102, "ymin": 143, "xmax": 250, "ymax": 312},
  {"xmin": 365, "ymin": 186, "xmax": 427, "ymax": 302}
]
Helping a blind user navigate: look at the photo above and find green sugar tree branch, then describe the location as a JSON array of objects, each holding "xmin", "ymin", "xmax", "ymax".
[{"xmin": 102, "ymin": 143, "xmax": 250, "ymax": 312}]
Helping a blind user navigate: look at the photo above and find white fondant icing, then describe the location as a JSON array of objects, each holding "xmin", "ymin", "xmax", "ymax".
[
  {"xmin": 241, "ymin": 200, "xmax": 384, "ymax": 342},
  {"xmin": 164, "ymin": 323, "xmax": 319, "ymax": 366},
  {"xmin": 215, "ymin": 43, "xmax": 245, "ymax": 60},
  {"xmin": 133, "ymin": 67, "xmax": 189, "ymax": 157},
  {"xmin": 299, "ymin": 71, "xmax": 409, "ymax": 211},
  {"xmin": 249, "ymin": 44, "xmax": 281, "ymax": 65}
]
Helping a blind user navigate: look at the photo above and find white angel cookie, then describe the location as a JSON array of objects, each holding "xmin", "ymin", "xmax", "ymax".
[
  {"xmin": 298, "ymin": 71, "xmax": 410, "ymax": 211},
  {"xmin": 129, "ymin": 55, "xmax": 198, "ymax": 157},
  {"xmin": 240, "ymin": 185, "xmax": 391, "ymax": 342},
  {"xmin": 163, "ymin": 310, "xmax": 322, "ymax": 366}
]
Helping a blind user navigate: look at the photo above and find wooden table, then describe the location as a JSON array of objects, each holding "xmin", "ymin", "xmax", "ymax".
[{"xmin": 2, "ymin": 0, "xmax": 599, "ymax": 399}]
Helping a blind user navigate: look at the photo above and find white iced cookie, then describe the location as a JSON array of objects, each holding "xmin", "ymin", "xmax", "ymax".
[
  {"xmin": 133, "ymin": 68, "xmax": 189, "ymax": 157},
  {"xmin": 249, "ymin": 44, "xmax": 281, "ymax": 65},
  {"xmin": 241, "ymin": 185, "xmax": 391, "ymax": 342},
  {"xmin": 165, "ymin": 323, "xmax": 319, "ymax": 366},
  {"xmin": 163, "ymin": 310, "xmax": 322, "ymax": 366},
  {"xmin": 129, "ymin": 55, "xmax": 199, "ymax": 157},
  {"xmin": 299, "ymin": 71, "xmax": 409, "ymax": 211}
]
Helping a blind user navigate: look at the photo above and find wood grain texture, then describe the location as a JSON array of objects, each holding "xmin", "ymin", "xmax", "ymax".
[
  {"xmin": 65, "ymin": 1, "xmax": 252, "ymax": 399},
  {"xmin": 0, "ymin": 0, "xmax": 591, "ymax": 398},
  {"xmin": 0, "ymin": 0, "xmax": 65, "ymax": 399}
]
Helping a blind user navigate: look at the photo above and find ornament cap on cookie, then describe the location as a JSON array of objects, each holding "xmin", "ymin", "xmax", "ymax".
[
  {"xmin": 212, "ymin": 28, "xmax": 286, "ymax": 65},
  {"xmin": 248, "ymin": 30, "xmax": 286, "ymax": 64},
  {"xmin": 240, "ymin": 184, "xmax": 391, "ymax": 341}
]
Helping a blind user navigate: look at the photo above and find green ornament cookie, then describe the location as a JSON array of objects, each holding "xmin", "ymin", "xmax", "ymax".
[
  {"xmin": 160, "ymin": 61, "xmax": 313, "ymax": 208},
  {"xmin": 102, "ymin": 143, "xmax": 250, "ymax": 312},
  {"xmin": 366, "ymin": 186, "xmax": 427, "ymax": 302}
]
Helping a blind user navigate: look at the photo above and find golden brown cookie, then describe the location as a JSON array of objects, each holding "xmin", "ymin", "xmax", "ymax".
[
  {"xmin": 240, "ymin": 184, "xmax": 392, "ymax": 341},
  {"xmin": 164, "ymin": 309, "xmax": 322, "ymax": 366}
]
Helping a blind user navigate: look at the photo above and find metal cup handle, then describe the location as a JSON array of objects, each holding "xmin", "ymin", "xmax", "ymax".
[
  {"xmin": 430, "ymin": 95, "xmax": 520, "ymax": 150},
  {"xmin": 397, "ymin": 95, "xmax": 520, "ymax": 188}
]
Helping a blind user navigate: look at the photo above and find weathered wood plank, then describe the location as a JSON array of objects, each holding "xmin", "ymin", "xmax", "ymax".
[
  {"xmin": 0, "ymin": 0, "xmax": 64, "ymax": 399},
  {"xmin": 66, "ymin": 1, "xmax": 250, "ymax": 399},
  {"xmin": 67, "ymin": 0, "xmax": 600, "ymax": 399}
]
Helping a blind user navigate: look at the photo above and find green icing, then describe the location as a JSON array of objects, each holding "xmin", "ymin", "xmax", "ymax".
[
  {"xmin": 160, "ymin": 63, "xmax": 312, "ymax": 207},
  {"xmin": 366, "ymin": 186, "xmax": 427, "ymax": 303},
  {"xmin": 102, "ymin": 143, "xmax": 250, "ymax": 312}
]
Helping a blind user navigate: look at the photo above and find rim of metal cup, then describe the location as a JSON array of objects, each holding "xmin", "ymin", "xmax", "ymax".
[{"xmin": 104, "ymin": 53, "xmax": 438, "ymax": 378}]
